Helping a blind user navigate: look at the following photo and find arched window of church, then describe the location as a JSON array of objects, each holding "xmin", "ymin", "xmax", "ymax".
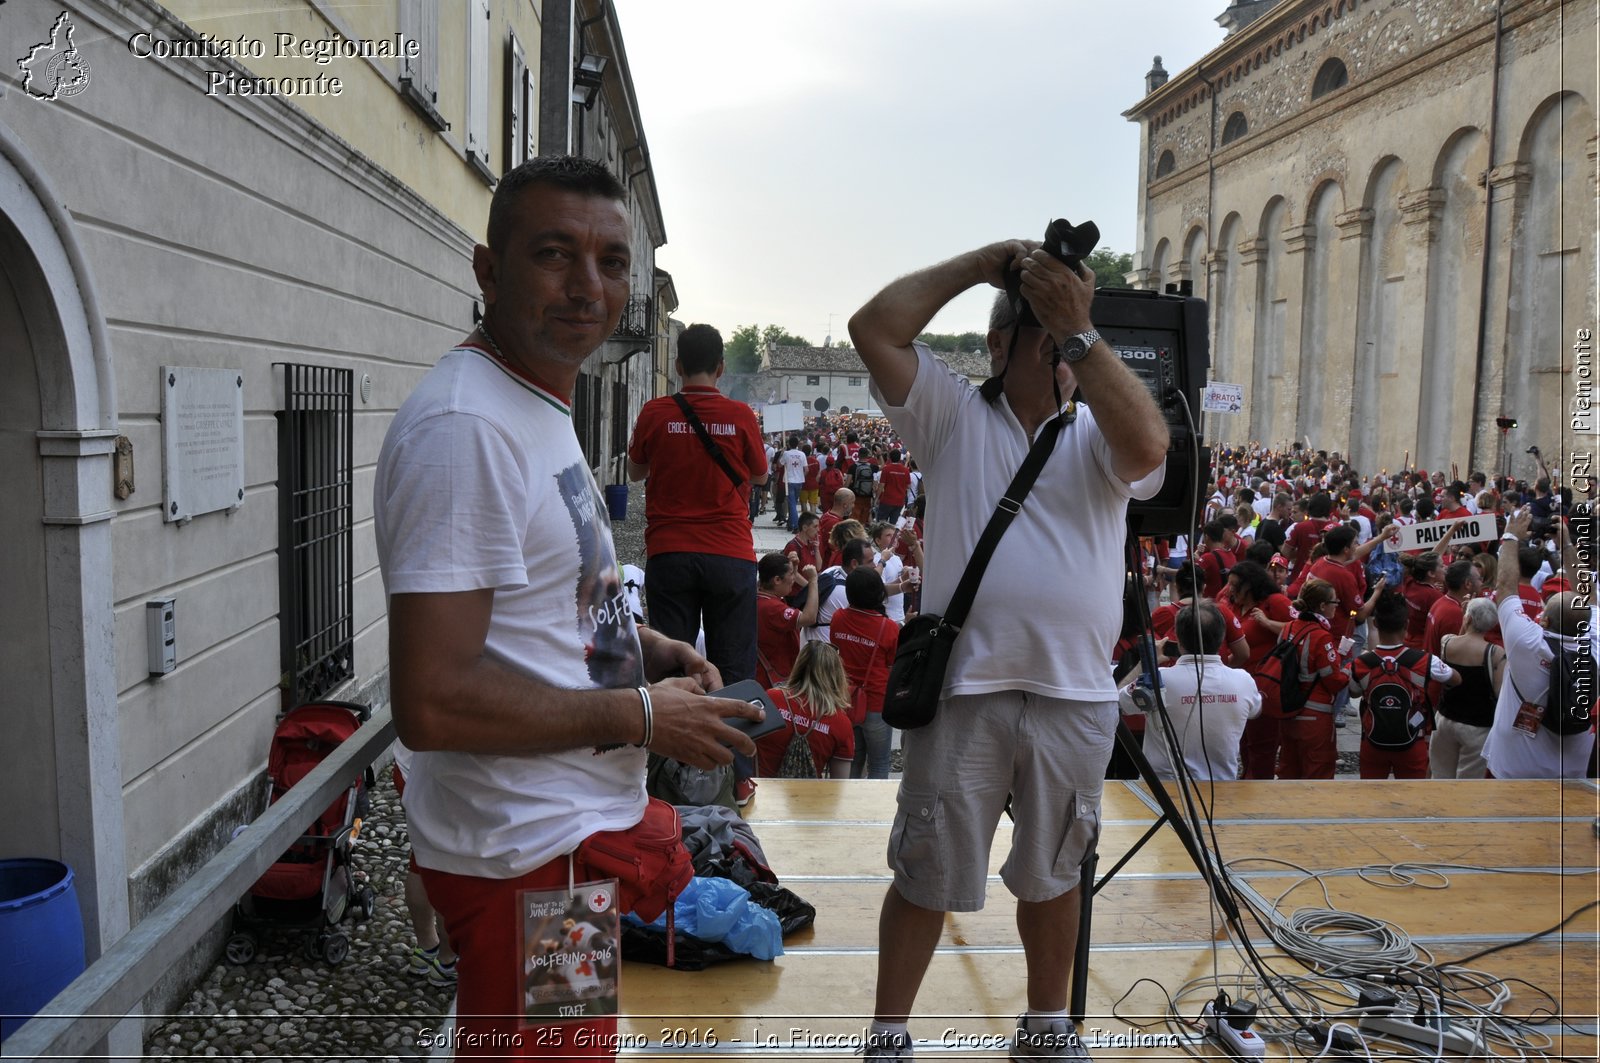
[
  {"xmin": 1312, "ymin": 57, "xmax": 1349, "ymax": 99},
  {"xmin": 1155, "ymin": 150, "xmax": 1176, "ymax": 178},
  {"xmin": 1221, "ymin": 111, "xmax": 1249, "ymax": 145}
]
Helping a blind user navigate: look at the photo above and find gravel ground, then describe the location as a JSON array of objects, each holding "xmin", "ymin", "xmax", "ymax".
[{"xmin": 143, "ymin": 770, "xmax": 452, "ymax": 1061}]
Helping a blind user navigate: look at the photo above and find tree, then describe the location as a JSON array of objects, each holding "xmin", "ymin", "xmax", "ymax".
[
  {"xmin": 761, "ymin": 324, "xmax": 811, "ymax": 349},
  {"xmin": 725, "ymin": 324, "xmax": 762, "ymax": 375},
  {"xmin": 722, "ymin": 323, "xmax": 813, "ymax": 376},
  {"xmin": 1086, "ymin": 247, "xmax": 1134, "ymax": 289},
  {"xmin": 915, "ymin": 331, "xmax": 985, "ymax": 352}
]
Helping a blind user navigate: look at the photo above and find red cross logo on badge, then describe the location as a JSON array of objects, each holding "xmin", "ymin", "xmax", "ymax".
[{"xmin": 589, "ymin": 888, "xmax": 612, "ymax": 913}]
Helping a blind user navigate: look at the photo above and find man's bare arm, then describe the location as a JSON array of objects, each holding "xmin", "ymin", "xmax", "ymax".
[
  {"xmin": 389, "ymin": 590, "xmax": 756, "ymax": 767},
  {"xmin": 1019, "ymin": 253, "xmax": 1169, "ymax": 482},
  {"xmin": 848, "ymin": 241, "xmax": 1034, "ymax": 408},
  {"xmin": 627, "ymin": 458, "xmax": 649, "ymax": 482},
  {"xmin": 1496, "ymin": 509, "xmax": 1532, "ymax": 602}
]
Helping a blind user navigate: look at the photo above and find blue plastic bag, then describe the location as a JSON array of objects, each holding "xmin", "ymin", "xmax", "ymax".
[{"xmin": 625, "ymin": 876, "xmax": 784, "ymax": 960}]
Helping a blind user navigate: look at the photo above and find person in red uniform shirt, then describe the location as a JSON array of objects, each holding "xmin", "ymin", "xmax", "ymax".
[
  {"xmin": 785, "ymin": 513, "xmax": 823, "ymax": 576},
  {"xmin": 1276, "ymin": 579, "xmax": 1353, "ymax": 779},
  {"xmin": 1283, "ymin": 493, "xmax": 1338, "ymax": 579},
  {"xmin": 875, "ymin": 449, "xmax": 912, "ymax": 523},
  {"xmin": 818, "ymin": 489, "xmax": 854, "ymax": 568},
  {"xmin": 1349, "ymin": 590, "xmax": 1460, "ymax": 779},
  {"xmin": 627, "ymin": 324, "xmax": 769, "ymax": 684},
  {"xmin": 1512, "ymin": 543, "xmax": 1548, "ymax": 621},
  {"xmin": 1228, "ymin": 560, "xmax": 1294, "ymax": 778},
  {"xmin": 1193, "ymin": 521, "xmax": 1237, "ymax": 600},
  {"xmin": 1423, "ymin": 560, "xmax": 1480, "ymax": 656},
  {"xmin": 801, "ymin": 445, "xmax": 821, "ymax": 515},
  {"xmin": 1399, "ymin": 552, "xmax": 1446, "ymax": 650},
  {"xmin": 829, "ymin": 568, "xmax": 900, "ymax": 780},
  {"xmin": 755, "ymin": 641, "xmax": 856, "ymax": 778},
  {"xmin": 755, "ymin": 553, "xmax": 818, "ymax": 687},
  {"xmin": 819, "ymin": 457, "xmax": 846, "ymax": 511},
  {"xmin": 1150, "ymin": 563, "xmax": 1249, "ymax": 667}
]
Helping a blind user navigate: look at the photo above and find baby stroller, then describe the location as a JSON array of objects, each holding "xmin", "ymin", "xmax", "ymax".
[{"xmin": 225, "ymin": 700, "xmax": 376, "ymax": 966}]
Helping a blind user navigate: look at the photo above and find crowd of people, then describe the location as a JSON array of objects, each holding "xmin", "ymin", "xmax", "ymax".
[
  {"xmin": 371, "ymin": 154, "xmax": 1593, "ymax": 1060},
  {"xmin": 1125, "ymin": 443, "xmax": 1595, "ymax": 785}
]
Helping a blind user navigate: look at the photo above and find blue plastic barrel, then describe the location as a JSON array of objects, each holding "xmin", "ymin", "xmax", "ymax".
[
  {"xmin": 604, "ymin": 483, "xmax": 628, "ymax": 523},
  {"xmin": 0, "ymin": 859, "xmax": 85, "ymax": 1038}
]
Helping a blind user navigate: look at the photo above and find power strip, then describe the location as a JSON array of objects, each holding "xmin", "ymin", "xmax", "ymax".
[
  {"xmin": 1358, "ymin": 1012, "xmax": 1483, "ymax": 1056},
  {"xmin": 1202, "ymin": 1000, "xmax": 1266, "ymax": 1059}
]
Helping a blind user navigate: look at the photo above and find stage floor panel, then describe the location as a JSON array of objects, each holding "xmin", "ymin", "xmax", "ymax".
[{"xmin": 618, "ymin": 779, "xmax": 1599, "ymax": 1060}]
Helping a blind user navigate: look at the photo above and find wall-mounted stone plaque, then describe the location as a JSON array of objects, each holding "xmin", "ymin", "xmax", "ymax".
[{"xmin": 161, "ymin": 366, "xmax": 245, "ymax": 523}]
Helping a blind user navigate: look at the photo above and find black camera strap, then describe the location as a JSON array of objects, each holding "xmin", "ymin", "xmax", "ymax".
[
  {"xmin": 670, "ymin": 393, "xmax": 745, "ymax": 491},
  {"xmin": 941, "ymin": 413, "xmax": 1066, "ymax": 632}
]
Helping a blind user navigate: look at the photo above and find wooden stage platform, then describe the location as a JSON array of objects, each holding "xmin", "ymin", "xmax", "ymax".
[{"xmin": 618, "ymin": 779, "xmax": 1599, "ymax": 1059}]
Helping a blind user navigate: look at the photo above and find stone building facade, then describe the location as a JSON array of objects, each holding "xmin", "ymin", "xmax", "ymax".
[{"xmin": 1126, "ymin": 0, "xmax": 1596, "ymax": 477}]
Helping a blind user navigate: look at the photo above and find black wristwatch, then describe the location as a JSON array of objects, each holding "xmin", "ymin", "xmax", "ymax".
[{"xmin": 1060, "ymin": 328, "xmax": 1101, "ymax": 363}]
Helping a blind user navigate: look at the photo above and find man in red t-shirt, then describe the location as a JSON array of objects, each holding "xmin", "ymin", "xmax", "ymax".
[
  {"xmin": 1423, "ymin": 560, "xmax": 1479, "ymax": 656},
  {"xmin": 875, "ymin": 449, "xmax": 912, "ymax": 523},
  {"xmin": 1194, "ymin": 521, "xmax": 1237, "ymax": 600},
  {"xmin": 1283, "ymin": 493, "xmax": 1337, "ymax": 579},
  {"xmin": 628, "ymin": 324, "xmax": 769, "ymax": 684},
  {"xmin": 785, "ymin": 514, "xmax": 823, "ymax": 582},
  {"xmin": 817, "ymin": 488, "xmax": 854, "ymax": 568}
]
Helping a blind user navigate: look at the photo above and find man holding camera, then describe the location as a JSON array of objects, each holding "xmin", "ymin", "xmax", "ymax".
[{"xmin": 848, "ymin": 238, "xmax": 1167, "ymax": 1060}]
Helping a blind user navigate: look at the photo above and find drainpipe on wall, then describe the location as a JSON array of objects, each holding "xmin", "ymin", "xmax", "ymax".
[
  {"xmin": 1467, "ymin": 0, "xmax": 1506, "ymax": 473},
  {"xmin": 1198, "ymin": 63, "xmax": 1219, "ymax": 438}
]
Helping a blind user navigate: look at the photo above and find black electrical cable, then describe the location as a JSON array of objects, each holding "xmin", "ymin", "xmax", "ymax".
[{"xmin": 1439, "ymin": 899, "xmax": 1599, "ymax": 966}]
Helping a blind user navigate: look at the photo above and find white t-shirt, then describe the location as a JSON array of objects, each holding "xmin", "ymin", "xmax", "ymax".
[
  {"xmin": 1481, "ymin": 597, "xmax": 1596, "ymax": 779},
  {"xmin": 884, "ymin": 344, "xmax": 1164, "ymax": 701},
  {"xmin": 802, "ymin": 565, "xmax": 850, "ymax": 644},
  {"xmin": 374, "ymin": 346, "xmax": 648, "ymax": 878},
  {"xmin": 880, "ymin": 551, "xmax": 906, "ymax": 623},
  {"xmin": 1128, "ymin": 655, "xmax": 1262, "ymax": 780},
  {"xmin": 781, "ymin": 448, "xmax": 807, "ymax": 484},
  {"xmin": 906, "ymin": 469, "xmax": 923, "ymax": 507}
]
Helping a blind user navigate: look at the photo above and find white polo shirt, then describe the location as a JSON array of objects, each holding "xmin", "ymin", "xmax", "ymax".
[{"xmin": 883, "ymin": 344, "xmax": 1164, "ymax": 702}]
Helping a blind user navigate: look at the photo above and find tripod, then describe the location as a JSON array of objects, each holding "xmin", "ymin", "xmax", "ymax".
[
  {"xmin": 1069, "ymin": 719, "xmax": 1239, "ymax": 1022},
  {"xmin": 1068, "ymin": 525, "xmax": 1241, "ymax": 1024}
]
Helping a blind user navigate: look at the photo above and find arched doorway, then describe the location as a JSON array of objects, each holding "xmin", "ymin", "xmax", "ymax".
[{"xmin": 0, "ymin": 123, "xmax": 127, "ymax": 963}]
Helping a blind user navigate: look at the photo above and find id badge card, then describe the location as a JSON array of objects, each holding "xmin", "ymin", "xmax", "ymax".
[{"xmin": 519, "ymin": 879, "xmax": 621, "ymax": 1023}]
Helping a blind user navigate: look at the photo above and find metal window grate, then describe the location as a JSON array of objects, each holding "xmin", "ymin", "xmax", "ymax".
[{"xmin": 278, "ymin": 364, "xmax": 354, "ymax": 706}]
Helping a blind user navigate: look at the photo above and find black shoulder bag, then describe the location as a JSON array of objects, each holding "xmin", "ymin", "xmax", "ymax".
[
  {"xmin": 670, "ymin": 393, "xmax": 745, "ymax": 491},
  {"xmin": 882, "ymin": 414, "xmax": 1065, "ymax": 729}
]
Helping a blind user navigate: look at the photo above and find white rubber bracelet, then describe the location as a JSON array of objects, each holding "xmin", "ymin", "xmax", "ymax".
[{"xmin": 1500, "ymin": 533, "xmax": 1519, "ymax": 543}]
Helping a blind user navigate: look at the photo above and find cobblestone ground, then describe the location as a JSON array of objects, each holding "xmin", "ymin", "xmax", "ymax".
[{"xmin": 143, "ymin": 770, "xmax": 453, "ymax": 1060}]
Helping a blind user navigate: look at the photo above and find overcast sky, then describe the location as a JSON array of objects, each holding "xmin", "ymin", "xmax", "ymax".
[{"xmin": 611, "ymin": 0, "xmax": 1227, "ymax": 342}]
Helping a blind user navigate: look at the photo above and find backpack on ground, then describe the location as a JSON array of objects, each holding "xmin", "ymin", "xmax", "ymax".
[
  {"xmin": 1253, "ymin": 627, "xmax": 1315, "ymax": 717},
  {"xmin": 1513, "ymin": 636, "xmax": 1597, "ymax": 736},
  {"xmin": 1358, "ymin": 649, "xmax": 1429, "ymax": 750}
]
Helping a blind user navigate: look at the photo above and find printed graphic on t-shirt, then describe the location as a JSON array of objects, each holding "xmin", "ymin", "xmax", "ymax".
[{"xmin": 557, "ymin": 462, "xmax": 645, "ymax": 692}]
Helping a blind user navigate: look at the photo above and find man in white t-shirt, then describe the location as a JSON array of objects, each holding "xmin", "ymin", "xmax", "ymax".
[
  {"xmin": 375, "ymin": 156, "xmax": 760, "ymax": 1055},
  {"xmin": 779, "ymin": 437, "xmax": 808, "ymax": 532},
  {"xmin": 1121, "ymin": 602, "xmax": 1261, "ymax": 781},
  {"xmin": 849, "ymin": 236, "xmax": 1169, "ymax": 1059},
  {"xmin": 1482, "ymin": 508, "xmax": 1595, "ymax": 778}
]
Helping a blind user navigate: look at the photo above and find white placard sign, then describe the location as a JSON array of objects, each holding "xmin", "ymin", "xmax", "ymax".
[
  {"xmin": 1202, "ymin": 383, "xmax": 1244, "ymax": 414},
  {"xmin": 1386, "ymin": 513, "xmax": 1496, "ymax": 553},
  {"xmin": 162, "ymin": 366, "xmax": 245, "ymax": 523}
]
